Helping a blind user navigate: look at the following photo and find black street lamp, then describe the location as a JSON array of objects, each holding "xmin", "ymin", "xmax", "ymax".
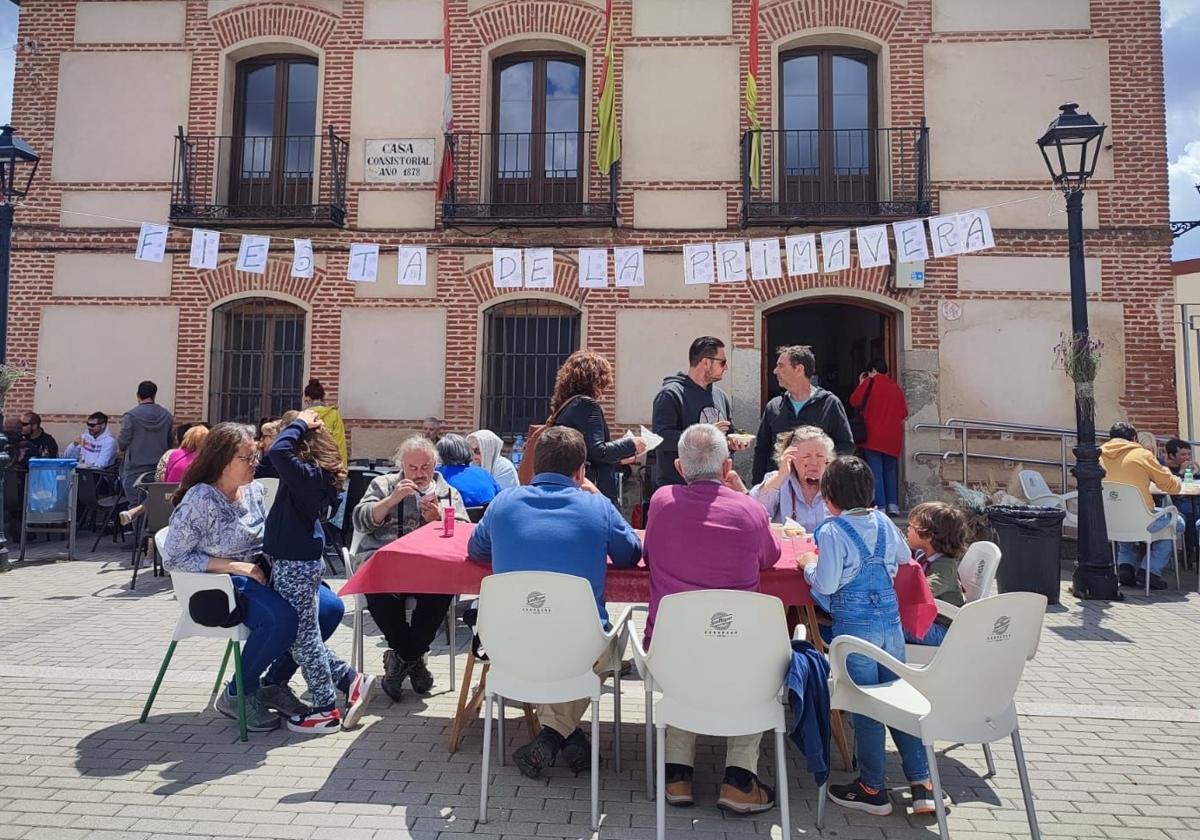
[
  {"xmin": 0, "ymin": 124, "xmax": 39, "ymax": 573},
  {"xmin": 1036, "ymin": 103, "xmax": 1119, "ymax": 600},
  {"xmin": 1170, "ymin": 184, "xmax": 1200, "ymax": 239}
]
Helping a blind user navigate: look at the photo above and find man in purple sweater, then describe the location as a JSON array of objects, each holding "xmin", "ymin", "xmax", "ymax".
[{"xmin": 643, "ymin": 423, "xmax": 781, "ymax": 815}]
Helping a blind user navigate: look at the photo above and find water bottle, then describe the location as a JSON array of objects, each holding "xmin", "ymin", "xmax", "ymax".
[
  {"xmin": 511, "ymin": 434, "xmax": 525, "ymax": 467},
  {"xmin": 1185, "ymin": 466, "xmax": 1194, "ymax": 485}
]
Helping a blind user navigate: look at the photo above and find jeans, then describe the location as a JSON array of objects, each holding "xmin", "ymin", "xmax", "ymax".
[
  {"xmin": 863, "ymin": 449, "xmax": 899, "ymax": 508},
  {"xmin": 1116, "ymin": 513, "xmax": 1184, "ymax": 576},
  {"xmin": 903, "ymin": 620, "xmax": 948, "ymax": 647},
  {"xmin": 831, "ymin": 581, "xmax": 929, "ymax": 789},
  {"xmin": 1173, "ymin": 497, "xmax": 1198, "ymax": 555},
  {"xmin": 229, "ymin": 575, "xmax": 299, "ymax": 693},
  {"xmin": 263, "ymin": 582, "xmax": 345, "ymax": 687},
  {"xmin": 365, "ymin": 592, "xmax": 453, "ymax": 662}
]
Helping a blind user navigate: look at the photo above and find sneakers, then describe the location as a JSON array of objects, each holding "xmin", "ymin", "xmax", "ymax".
[
  {"xmin": 256, "ymin": 683, "xmax": 309, "ymax": 718},
  {"xmin": 886, "ymin": 503, "xmax": 901, "ymax": 516},
  {"xmin": 1118, "ymin": 565, "xmax": 1138, "ymax": 587},
  {"xmin": 341, "ymin": 673, "xmax": 377, "ymax": 731},
  {"xmin": 664, "ymin": 764, "xmax": 695, "ymax": 807},
  {"xmin": 212, "ymin": 685, "xmax": 280, "ymax": 732},
  {"xmin": 559, "ymin": 728, "xmax": 591, "ymax": 776},
  {"xmin": 717, "ymin": 771, "xmax": 776, "ymax": 815},
  {"xmin": 910, "ymin": 782, "xmax": 953, "ymax": 815},
  {"xmin": 382, "ymin": 650, "xmax": 435, "ymax": 698},
  {"xmin": 287, "ymin": 707, "xmax": 342, "ymax": 735},
  {"xmin": 828, "ymin": 777, "xmax": 893, "ymax": 816},
  {"xmin": 512, "ymin": 727, "xmax": 564, "ymax": 779}
]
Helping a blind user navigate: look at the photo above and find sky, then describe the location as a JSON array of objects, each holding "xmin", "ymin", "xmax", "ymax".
[{"xmin": 0, "ymin": 1, "xmax": 1197, "ymax": 255}]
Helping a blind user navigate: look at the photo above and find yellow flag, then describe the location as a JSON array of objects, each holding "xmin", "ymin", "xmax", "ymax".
[
  {"xmin": 596, "ymin": 0, "xmax": 620, "ymax": 175},
  {"xmin": 745, "ymin": 0, "xmax": 761, "ymax": 188}
]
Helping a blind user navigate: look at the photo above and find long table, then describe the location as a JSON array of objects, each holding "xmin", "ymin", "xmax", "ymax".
[{"xmin": 339, "ymin": 521, "xmax": 937, "ymax": 764}]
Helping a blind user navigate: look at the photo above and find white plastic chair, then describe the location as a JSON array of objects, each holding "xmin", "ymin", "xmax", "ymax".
[
  {"xmin": 905, "ymin": 541, "xmax": 1002, "ymax": 660},
  {"xmin": 346, "ymin": 528, "xmax": 456, "ymax": 689},
  {"xmin": 1019, "ymin": 470, "xmax": 1078, "ymax": 528},
  {"xmin": 629, "ymin": 590, "xmax": 799, "ymax": 840},
  {"xmin": 476, "ymin": 571, "xmax": 630, "ymax": 831},
  {"xmin": 828, "ymin": 592, "xmax": 1048, "ymax": 840},
  {"xmin": 139, "ymin": 527, "xmax": 253, "ymax": 741},
  {"xmin": 257, "ymin": 477, "xmax": 280, "ymax": 512},
  {"xmin": 1101, "ymin": 481, "xmax": 1181, "ymax": 595}
]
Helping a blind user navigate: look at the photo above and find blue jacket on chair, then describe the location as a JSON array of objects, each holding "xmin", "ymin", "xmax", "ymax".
[{"xmin": 786, "ymin": 638, "xmax": 832, "ymax": 786}]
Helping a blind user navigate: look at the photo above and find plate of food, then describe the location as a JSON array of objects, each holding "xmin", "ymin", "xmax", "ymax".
[{"xmin": 727, "ymin": 432, "xmax": 755, "ymax": 447}]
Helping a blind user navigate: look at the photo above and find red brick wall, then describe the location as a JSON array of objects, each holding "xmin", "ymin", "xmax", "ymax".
[{"xmin": 7, "ymin": 0, "xmax": 1175, "ymax": 438}]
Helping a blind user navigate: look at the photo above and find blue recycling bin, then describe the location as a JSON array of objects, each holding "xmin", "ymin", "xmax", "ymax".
[{"xmin": 27, "ymin": 458, "xmax": 77, "ymax": 518}]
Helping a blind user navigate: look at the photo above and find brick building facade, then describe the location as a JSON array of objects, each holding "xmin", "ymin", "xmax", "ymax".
[{"xmin": 5, "ymin": 0, "xmax": 1175, "ymax": 500}]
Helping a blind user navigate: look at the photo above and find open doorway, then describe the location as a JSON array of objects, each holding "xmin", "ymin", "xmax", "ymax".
[{"xmin": 762, "ymin": 298, "xmax": 896, "ymax": 410}]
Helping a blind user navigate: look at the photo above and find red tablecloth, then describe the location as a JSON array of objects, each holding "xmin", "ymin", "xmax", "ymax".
[{"xmin": 339, "ymin": 521, "xmax": 937, "ymax": 638}]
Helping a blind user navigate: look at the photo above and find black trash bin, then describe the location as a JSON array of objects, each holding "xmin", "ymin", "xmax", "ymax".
[{"xmin": 986, "ymin": 505, "xmax": 1065, "ymax": 606}]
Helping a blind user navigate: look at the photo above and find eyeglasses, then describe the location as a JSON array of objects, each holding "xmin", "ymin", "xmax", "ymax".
[
  {"xmin": 236, "ymin": 452, "xmax": 262, "ymax": 465},
  {"xmin": 705, "ymin": 356, "xmax": 729, "ymax": 368},
  {"xmin": 86, "ymin": 422, "xmax": 103, "ymax": 429}
]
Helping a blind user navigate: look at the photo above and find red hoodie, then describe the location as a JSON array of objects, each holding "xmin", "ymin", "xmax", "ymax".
[{"xmin": 850, "ymin": 373, "xmax": 908, "ymax": 458}]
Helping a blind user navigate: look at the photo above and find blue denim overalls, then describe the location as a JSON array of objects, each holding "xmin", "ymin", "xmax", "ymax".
[{"xmin": 826, "ymin": 510, "xmax": 930, "ymax": 790}]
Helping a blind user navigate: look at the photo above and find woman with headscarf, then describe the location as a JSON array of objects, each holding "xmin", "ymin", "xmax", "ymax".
[{"xmin": 468, "ymin": 429, "xmax": 519, "ymax": 489}]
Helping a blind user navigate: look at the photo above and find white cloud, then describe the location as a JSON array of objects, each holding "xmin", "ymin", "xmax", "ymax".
[{"xmin": 1164, "ymin": 0, "xmax": 1199, "ymax": 30}]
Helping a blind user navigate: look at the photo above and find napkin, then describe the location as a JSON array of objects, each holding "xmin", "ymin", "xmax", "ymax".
[{"xmin": 622, "ymin": 427, "xmax": 663, "ymax": 452}]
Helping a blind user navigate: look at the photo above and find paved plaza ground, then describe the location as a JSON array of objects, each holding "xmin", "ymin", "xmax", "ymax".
[{"xmin": 1, "ymin": 536, "xmax": 1198, "ymax": 840}]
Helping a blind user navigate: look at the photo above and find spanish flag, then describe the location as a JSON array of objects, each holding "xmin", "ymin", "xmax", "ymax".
[
  {"xmin": 436, "ymin": 0, "xmax": 454, "ymax": 201},
  {"xmin": 595, "ymin": 0, "xmax": 620, "ymax": 175},
  {"xmin": 745, "ymin": 0, "xmax": 762, "ymax": 188}
]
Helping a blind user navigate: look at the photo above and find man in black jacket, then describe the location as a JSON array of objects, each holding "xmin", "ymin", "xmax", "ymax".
[
  {"xmin": 651, "ymin": 336, "xmax": 748, "ymax": 488},
  {"xmin": 752, "ymin": 345, "xmax": 854, "ymax": 484}
]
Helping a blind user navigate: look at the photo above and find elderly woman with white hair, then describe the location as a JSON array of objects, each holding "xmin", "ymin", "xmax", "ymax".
[
  {"xmin": 748, "ymin": 425, "xmax": 834, "ymax": 533},
  {"xmin": 467, "ymin": 429, "xmax": 519, "ymax": 489},
  {"xmin": 351, "ymin": 435, "xmax": 469, "ymax": 702}
]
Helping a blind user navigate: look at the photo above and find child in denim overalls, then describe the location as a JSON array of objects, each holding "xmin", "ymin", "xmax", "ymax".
[{"xmin": 797, "ymin": 456, "xmax": 948, "ymax": 817}]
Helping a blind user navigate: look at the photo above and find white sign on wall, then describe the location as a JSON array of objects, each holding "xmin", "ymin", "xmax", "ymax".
[{"xmin": 364, "ymin": 139, "xmax": 436, "ymax": 183}]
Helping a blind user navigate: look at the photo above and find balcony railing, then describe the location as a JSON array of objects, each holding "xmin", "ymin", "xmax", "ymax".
[
  {"xmin": 442, "ymin": 130, "xmax": 617, "ymax": 226},
  {"xmin": 741, "ymin": 123, "xmax": 930, "ymax": 226},
  {"xmin": 170, "ymin": 126, "xmax": 348, "ymax": 227}
]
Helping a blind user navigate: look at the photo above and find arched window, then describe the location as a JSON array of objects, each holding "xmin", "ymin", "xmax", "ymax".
[
  {"xmin": 480, "ymin": 299, "xmax": 581, "ymax": 438},
  {"xmin": 778, "ymin": 47, "xmax": 876, "ymax": 205},
  {"xmin": 491, "ymin": 53, "xmax": 583, "ymax": 209},
  {"xmin": 232, "ymin": 55, "xmax": 319, "ymax": 209},
  {"xmin": 209, "ymin": 298, "xmax": 307, "ymax": 423}
]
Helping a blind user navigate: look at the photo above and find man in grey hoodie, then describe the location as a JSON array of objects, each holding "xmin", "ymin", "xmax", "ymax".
[
  {"xmin": 118, "ymin": 380, "xmax": 174, "ymax": 503},
  {"xmin": 652, "ymin": 336, "xmax": 745, "ymax": 488}
]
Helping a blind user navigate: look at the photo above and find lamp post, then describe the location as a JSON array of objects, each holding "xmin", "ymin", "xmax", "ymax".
[
  {"xmin": 1036, "ymin": 103, "xmax": 1119, "ymax": 600},
  {"xmin": 0, "ymin": 125, "xmax": 40, "ymax": 573}
]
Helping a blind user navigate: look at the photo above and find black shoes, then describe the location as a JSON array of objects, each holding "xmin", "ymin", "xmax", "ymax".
[
  {"xmin": 381, "ymin": 650, "xmax": 436, "ymax": 700},
  {"xmin": 1135, "ymin": 570, "xmax": 1168, "ymax": 590},
  {"xmin": 828, "ymin": 777, "xmax": 892, "ymax": 816},
  {"xmin": 512, "ymin": 727, "xmax": 565, "ymax": 779},
  {"xmin": 1118, "ymin": 565, "xmax": 1138, "ymax": 587},
  {"xmin": 559, "ymin": 728, "xmax": 591, "ymax": 775}
]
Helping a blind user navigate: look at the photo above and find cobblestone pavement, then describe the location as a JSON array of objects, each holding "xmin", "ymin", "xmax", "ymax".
[{"xmin": 1, "ymin": 537, "xmax": 1198, "ymax": 840}]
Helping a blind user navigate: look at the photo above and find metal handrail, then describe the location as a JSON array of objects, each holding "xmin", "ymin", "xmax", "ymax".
[{"xmin": 913, "ymin": 417, "xmax": 1199, "ymax": 492}]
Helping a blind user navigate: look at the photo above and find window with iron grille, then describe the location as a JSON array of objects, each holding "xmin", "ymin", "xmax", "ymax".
[
  {"xmin": 480, "ymin": 299, "xmax": 580, "ymax": 439},
  {"xmin": 209, "ymin": 297, "xmax": 307, "ymax": 424}
]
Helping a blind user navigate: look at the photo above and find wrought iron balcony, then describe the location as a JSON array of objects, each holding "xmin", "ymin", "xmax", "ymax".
[
  {"xmin": 442, "ymin": 130, "xmax": 617, "ymax": 226},
  {"xmin": 170, "ymin": 126, "xmax": 348, "ymax": 227},
  {"xmin": 741, "ymin": 123, "xmax": 930, "ymax": 226}
]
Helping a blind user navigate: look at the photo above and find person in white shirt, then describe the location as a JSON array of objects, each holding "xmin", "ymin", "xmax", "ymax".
[{"xmin": 64, "ymin": 411, "xmax": 118, "ymax": 469}]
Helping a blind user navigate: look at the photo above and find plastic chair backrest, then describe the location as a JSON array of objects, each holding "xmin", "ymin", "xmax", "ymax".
[
  {"xmin": 257, "ymin": 477, "xmax": 280, "ymax": 512},
  {"xmin": 917, "ymin": 592, "xmax": 1046, "ymax": 743},
  {"xmin": 142, "ymin": 482, "xmax": 179, "ymax": 532},
  {"xmin": 1018, "ymin": 470, "xmax": 1053, "ymax": 501},
  {"xmin": 647, "ymin": 590, "xmax": 790, "ymax": 724},
  {"xmin": 169, "ymin": 569, "xmax": 246, "ymax": 641},
  {"xmin": 1101, "ymin": 481, "xmax": 1157, "ymax": 539},
  {"xmin": 958, "ymin": 541, "xmax": 1002, "ymax": 603},
  {"xmin": 477, "ymin": 572, "xmax": 608, "ymax": 684}
]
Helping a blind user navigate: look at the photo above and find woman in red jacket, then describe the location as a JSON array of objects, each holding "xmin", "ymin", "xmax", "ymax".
[{"xmin": 849, "ymin": 359, "xmax": 909, "ymax": 515}]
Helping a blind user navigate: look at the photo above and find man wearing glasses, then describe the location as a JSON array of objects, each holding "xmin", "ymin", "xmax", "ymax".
[
  {"xmin": 652, "ymin": 336, "xmax": 747, "ymax": 489},
  {"xmin": 64, "ymin": 412, "xmax": 117, "ymax": 469},
  {"xmin": 15, "ymin": 411, "xmax": 59, "ymax": 468}
]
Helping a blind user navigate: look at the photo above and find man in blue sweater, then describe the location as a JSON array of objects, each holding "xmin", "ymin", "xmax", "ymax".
[{"xmin": 468, "ymin": 425, "xmax": 641, "ymax": 778}]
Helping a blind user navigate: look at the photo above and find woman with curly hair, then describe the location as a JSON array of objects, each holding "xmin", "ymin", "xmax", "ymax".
[{"xmin": 550, "ymin": 350, "xmax": 646, "ymax": 502}]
